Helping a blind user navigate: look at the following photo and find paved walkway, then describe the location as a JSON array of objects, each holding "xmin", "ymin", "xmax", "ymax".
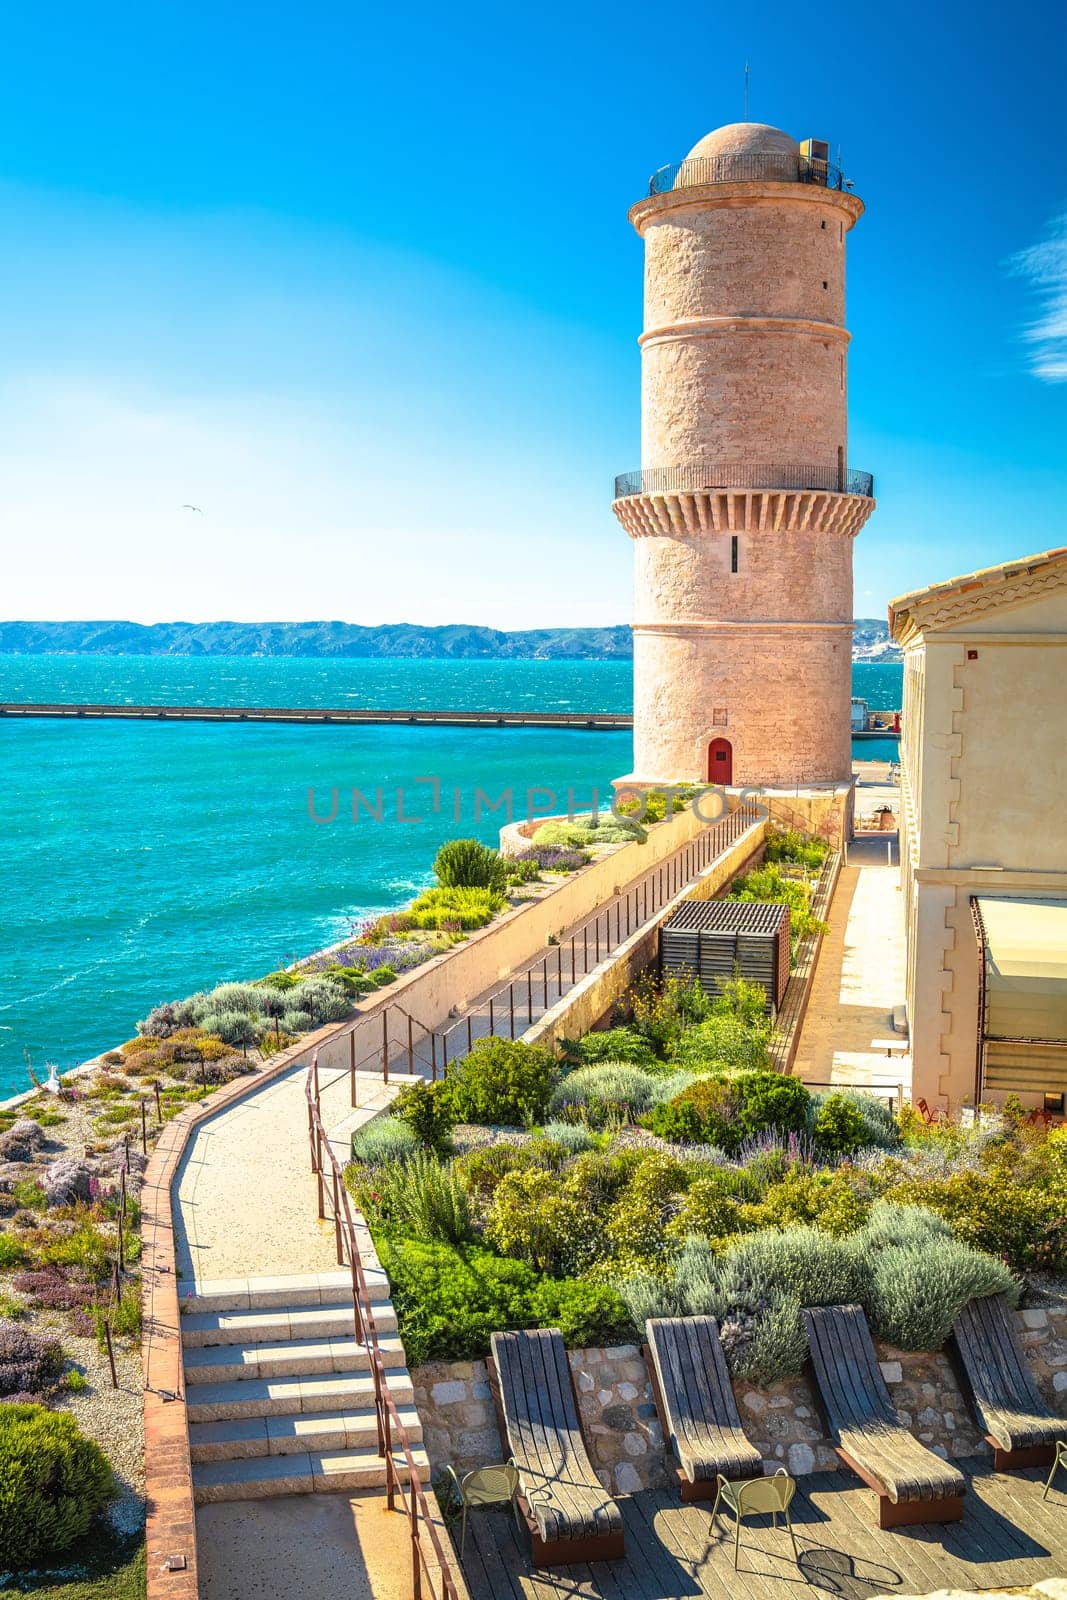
[
  {"xmin": 197, "ymin": 1490, "xmax": 441, "ymax": 1600},
  {"xmin": 791, "ymin": 834, "xmax": 910, "ymax": 1102},
  {"xmin": 174, "ymin": 1063, "xmax": 402, "ymax": 1287}
]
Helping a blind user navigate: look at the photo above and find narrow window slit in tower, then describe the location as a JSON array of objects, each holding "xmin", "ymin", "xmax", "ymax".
[
  {"xmin": 821, "ymin": 220, "xmax": 827, "ymax": 229},
  {"xmin": 822, "ymin": 280, "xmax": 828, "ymax": 290},
  {"xmin": 730, "ymin": 536, "xmax": 739, "ymax": 574}
]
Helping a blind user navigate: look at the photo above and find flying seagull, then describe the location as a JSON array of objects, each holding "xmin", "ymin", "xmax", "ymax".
[{"xmin": 181, "ymin": 504, "xmax": 204, "ymax": 514}]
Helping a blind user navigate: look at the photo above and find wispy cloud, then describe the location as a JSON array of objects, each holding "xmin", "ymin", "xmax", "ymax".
[{"xmin": 1011, "ymin": 212, "xmax": 1067, "ymax": 382}]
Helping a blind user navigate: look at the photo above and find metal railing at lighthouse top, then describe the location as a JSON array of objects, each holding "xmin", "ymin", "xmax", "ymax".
[
  {"xmin": 613, "ymin": 463, "xmax": 875, "ymax": 501},
  {"xmin": 648, "ymin": 153, "xmax": 851, "ymax": 194}
]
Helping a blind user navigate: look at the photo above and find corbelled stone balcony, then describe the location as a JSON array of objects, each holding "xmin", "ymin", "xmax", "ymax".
[{"xmin": 612, "ymin": 462, "xmax": 876, "ymax": 540}]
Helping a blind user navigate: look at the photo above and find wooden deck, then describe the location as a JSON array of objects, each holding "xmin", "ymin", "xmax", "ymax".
[{"xmin": 458, "ymin": 1459, "xmax": 1067, "ymax": 1599}]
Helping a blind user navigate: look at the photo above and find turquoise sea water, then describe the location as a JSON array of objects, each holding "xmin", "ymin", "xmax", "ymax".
[{"xmin": 0, "ymin": 656, "xmax": 903, "ymax": 1095}]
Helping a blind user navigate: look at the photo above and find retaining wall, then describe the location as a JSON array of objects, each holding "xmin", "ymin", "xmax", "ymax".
[{"xmin": 412, "ymin": 1308, "xmax": 1067, "ymax": 1496}]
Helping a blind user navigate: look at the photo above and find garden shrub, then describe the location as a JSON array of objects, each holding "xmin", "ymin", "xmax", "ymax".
[
  {"xmin": 763, "ymin": 827, "xmax": 829, "ymax": 870},
  {"xmin": 531, "ymin": 821, "xmax": 594, "ymax": 848},
  {"xmin": 434, "ymin": 838, "xmax": 507, "ymax": 894},
  {"xmin": 734, "ymin": 1072, "xmax": 811, "ymax": 1142},
  {"xmin": 812, "ymin": 1095, "xmax": 869, "ymax": 1159},
  {"xmin": 723, "ymin": 1226, "xmax": 865, "ymax": 1312},
  {"xmin": 503, "ymin": 856, "xmax": 541, "ymax": 885},
  {"xmin": 549, "ymin": 1063, "xmax": 664, "ymax": 1128},
  {"xmin": 731, "ymin": 1292, "xmax": 809, "ymax": 1385},
  {"xmin": 40, "ymin": 1160, "xmax": 94, "ymax": 1209},
  {"xmin": 883, "ymin": 1165, "xmax": 1067, "ymax": 1272},
  {"xmin": 0, "ymin": 1121, "xmax": 46, "ymax": 1163},
  {"xmin": 405, "ymin": 886, "xmax": 504, "ymax": 931},
  {"xmin": 351, "ymin": 1118, "xmax": 419, "ymax": 1166},
  {"xmin": 866, "ymin": 1238, "xmax": 1018, "ymax": 1350},
  {"xmin": 749, "ymin": 1167, "xmax": 871, "ymax": 1237},
  {"xmin": 603, "ymin": 1151, "xmax": 691, "ymax": 1271},
  {"xmin": 569, "ymin": 1028, "xmax": 658, "ymax": 1068},
  {"xmin": 390, "ymin": 1154, "xmax": 471, "ymax": 1246},
  {"xmin": 392, "ymin": 1080, "xmax": 454, "ymax": 1152},
  {"xmin": 0, "ymin": 1323, "xmax": 65, "ymax": 1399},
  {"xmin": 377, "ymin": 1238, "xmax": 539, "ymax": 1365},
  {"xmin": 644, "ymin": 1076, "xmax": 738, "ymax": 1148},
  {"xmin": 444, "ymin": 1037, "xmax": 558, "ymax": 1126},
  {"xmin": 528, "ymin": 1280, "xmax": 630, "ymax": 1348},
  {"xmin": 810, "ymin": 1089, "xmax": 901, "ymax": 1154},
  {"xmin": 666, "ymin": 1011, "xmax": 772, "ymax": 1076},
  {"xmin": 667, "ymin": 1166, "xmax": 760, "ymax": 1242},
  {"xmin": 538, "ymin": 1121, "xmax": 599, "ymax": 1155},
  {"xmin": 0, "ymin": 1404, "xmax": 114, "ymax": 1567},
  {"xmin": 485, "ymin": 1168, "xmax": 602, "ymax": 1277},
  {"xmin": 857, "ymin": 1200, "xmax": 952, "ymax": 1252},
  {"xmin": 12, "ymin": 1268, "xmax": 97, "ymax": 1313},
  {"xmin": 453, "ymin": 1141, "xmax": 540, "ymax": 1204},
  {"xmin": 630, "ymin": 974, "xmax": 713, "ymax": 1055},
  {"xmin": 36, "ymin": 1220, "xmax": 110, "ymax": 1278}
]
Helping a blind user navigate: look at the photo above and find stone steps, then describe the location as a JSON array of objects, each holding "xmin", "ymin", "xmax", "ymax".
[
  {"xmin": 181, "ymin": 1300, "xmax": 397, "ymax": 1348},
  {"xmin": 189, "ymin": 1404, "xmax": 423, "ymax": 1462},
  {"xmin": 185, "ymin": 1367, "xmax": 414, "ymax": 1424},
  {"xmin": 183, "ymin": 1331, "xmax": 408, "ymax": 1385},
  {"xmin": 180, "ymin": 1270, "xmax": 419, "ymax": 1501},
  {"xmin": 180, "ymin": 1268, "xmax": 390, "ymax": 1315},
  {"xmin": 192, "ymin": 1444, "xmax": 431, "ymax": 1504}
]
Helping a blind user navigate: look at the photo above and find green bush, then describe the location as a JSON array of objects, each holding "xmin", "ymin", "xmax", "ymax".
[
  {"xmin": 812, "ymin": 1095, "xmax": 870, "ymax": 1158},
  {"xmin": 867, "ymin": 1239, "xmax": 1018, "ymax": 1350},
  {"xmin": 434, "ymin": 838, "xmax": 507, "ymax": 894},
  {"xmin": 603, "ymin": 1151, "xmax": 692, "ymax": 1270},
  {"xmin": 0, "ymin": 1234, "xmax": 29, "ymax": 1270},
  {"xmin": 528, "ymin": 1280, "xmax": 630, "ymax": 1347},
  {"xmin": 392, "ymin": 1080, "xmax": 454, "ymax": 1152},
  {"xmin": 569, "ymin": 1028, "xmax": 658, "ymax": 1068},
  {"xmin": 644, "ymin": 1076, "xmax": 738, "ymax": 1148},
  {"xmin": 453, "ymin": 1141, "xmax": 540, "ymax": 1204},
  {"xmin": 880, "ymin": 1166, "xmax": 1067, "ymax": 1272},
  {"xmin": 485, "ymin": 1168, "xmax": 602, "ymax": 1276},
  {"xmin": 405, "ymin": 886, "xmax": 504, "ymax": 930},
  {"xmin": 666, "ymin": 1013, "xmax": 772, "ymax": 1076},
  {"xmin": 549, "ymin": 1063, "xmax": 664, "ymax": 1128},
  {"xmin": 763, "ymin": 827, "xmax": 829, "ymax": 870},
  {"xmin": 444, "ymin": 1037, "xmax": 558, "ymax": 1126},
  {"xmin": 667, "ymin": 1166, "xmax": 761, "ymax": 1242},
  {"xmin": 630, "ymin": 974, "xmax": 714, "ymax": 1055},
  {"xmin": 352, "ymin": 1153, "xmax": 470, "ymax": 1245},
  {"xmin": 0, "ymin": 1404, "xmax": 114, "ymax": 1567},
  {"xmin": 810, "ymin": 1089, "xmax": 901, "ymax": 1153},
  {"xmin": 645, "ymin": 1070, "xmax": 807, "ymax": 1152},
  {"xmin": 724, "ymin": 1226, "xmax": 865, "ymax": 1311},
  {"xmin": 531, "ymin": 820, "xmax": 595, "ymax": 848},
  {"xmin": 728, "ymin": 864, "xmax": 828, "ymax": 947},
  {"xmin": 749, "ymin": 1167, "xmax": 870, "ymax": 1236},
  {"xmin": 376, "ymin": 1234, "xmax": 632, "ymax": 1365},
  {"xmin": 538, "ymin": 1121, "xmax": 600, "ymax": 1155},
  {"xmin": 351, "ymin": 1118, "xmax": 419, "ymax": 1165}
]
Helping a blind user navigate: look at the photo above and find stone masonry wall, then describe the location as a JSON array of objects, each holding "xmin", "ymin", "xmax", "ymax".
[{"xmin": 411, "ymin": 1308, "xmax": 1067, "ymax": 1496}]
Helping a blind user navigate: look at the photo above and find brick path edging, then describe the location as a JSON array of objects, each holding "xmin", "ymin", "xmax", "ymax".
[{"xmin": 139, "ymin": 1039, "xmax": 339, "ymax": 1600}]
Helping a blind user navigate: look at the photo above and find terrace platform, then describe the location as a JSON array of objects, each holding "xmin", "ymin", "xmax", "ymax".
[{"xmin": 459, "ymin": 1461, "xmax": 1067, "ymax": 1600}]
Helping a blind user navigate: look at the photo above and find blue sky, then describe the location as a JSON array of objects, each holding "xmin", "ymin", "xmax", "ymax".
[{"xmin": 0, "ymin": 0, "xmax": 1063, "ymax": 628}]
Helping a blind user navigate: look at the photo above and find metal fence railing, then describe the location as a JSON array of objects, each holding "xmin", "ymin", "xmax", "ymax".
[
  {"xmin": 648, "ymin": 153, "xmax": 850, "ymax": 194},
  {"xmin": 614, "ymin": 463, "xmax": 875, "ymax": 501},
  {"xmin": 305, "ymin": 1055, "xmax": 460, "ymax": 1600}
]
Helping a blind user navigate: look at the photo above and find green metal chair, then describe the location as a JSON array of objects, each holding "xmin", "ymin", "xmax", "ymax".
[
  {"xmin": 1043, "ymin": 1439, "xmax": 1067, "ymax": 1500},
  {"xmin": 711, "ymin": 1468, "xmax": 799, "ymax": 1571},
  {"xmin": 444, "ymin": 1460, "xmax": 521, "ymax": 1558}
]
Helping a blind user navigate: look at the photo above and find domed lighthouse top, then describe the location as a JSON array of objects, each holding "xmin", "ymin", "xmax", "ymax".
[
  {"xmin": 646, "ymin": 120, "xmax": 852, "ymax": 198},
  {"xmin": 685, "ymin": 121, "xmax": 800, "ymax": 164}
]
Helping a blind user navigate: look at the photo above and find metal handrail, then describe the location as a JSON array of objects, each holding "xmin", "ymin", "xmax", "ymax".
[
  {"xmin": 648, "ymin": 153, "xmax": 850, "ymax": 195},
  {"xmin": 305, "ymin": 1056, "xmax": 460, "ymax": 1600},
  {"xmin": 614, "ymin": 464, "xmax": 875, "ymax": 501},
  {"xmin": 326, "ymin": 798, "xmax": 766, "ymax": 1089}
]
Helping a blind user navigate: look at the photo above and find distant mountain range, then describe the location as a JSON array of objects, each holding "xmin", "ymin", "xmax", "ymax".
[{"xmin": 0, "ymin": 618, "xmax": 901, "ymax": 662}]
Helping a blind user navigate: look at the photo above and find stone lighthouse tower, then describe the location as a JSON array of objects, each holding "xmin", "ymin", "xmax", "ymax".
[{"xmin": 613, "ymin": 121, "xmax": 874, "ymax": 791}]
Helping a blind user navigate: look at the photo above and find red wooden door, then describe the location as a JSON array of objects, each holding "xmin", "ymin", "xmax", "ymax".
[{"xmin": 707, "ymin": 738, "xmax": 732, "ymax": 785}]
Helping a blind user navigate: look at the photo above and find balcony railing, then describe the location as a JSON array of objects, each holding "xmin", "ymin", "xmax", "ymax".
[
  {"xmin": 648, "ymin": 154, "xmax": 850, "ymax": 195},
  {"xmin": 613, "ymin": 463, "xmax": 875, "ymax": 500}
]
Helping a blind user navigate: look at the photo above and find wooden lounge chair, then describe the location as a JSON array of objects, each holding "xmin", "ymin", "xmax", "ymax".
[
  {"xmin": 953, "ymin": 1293, "xmax": 1063, "ymax": 1470},
  {"xmin": 645, "ymin": 1315, "xmax": 763, "ymax": 1499},
  {"xmin": 488, "ymin": 1328, "xmax": 625, "ymax": 1565},
  {"xmin": 804, "ymin": 1304, "xmax": 966, "ymax": 1529}
]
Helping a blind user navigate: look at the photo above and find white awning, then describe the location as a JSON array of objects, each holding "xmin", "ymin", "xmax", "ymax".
[{"xmin": 975, "ymin": 897, "xmax": 1067, "ymax": 1044}]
